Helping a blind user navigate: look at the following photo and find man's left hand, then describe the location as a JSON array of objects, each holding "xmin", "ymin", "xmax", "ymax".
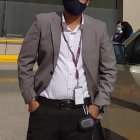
[{"xmin": 88, "ymin": 105, "xmax": 100, "ymax": 119}]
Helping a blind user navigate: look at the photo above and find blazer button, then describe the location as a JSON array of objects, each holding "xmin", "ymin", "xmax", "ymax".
[{"xmin": 50, "ymin": 71, "xmax": 54, "ymax": 75}]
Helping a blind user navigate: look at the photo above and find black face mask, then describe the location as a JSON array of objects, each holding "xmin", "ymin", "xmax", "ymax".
[{"xmin": 63, "ymin": 0, "xmax": 87, "ymax": 16}]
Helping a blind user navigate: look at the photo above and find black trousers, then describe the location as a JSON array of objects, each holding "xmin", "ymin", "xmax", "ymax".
[{"xmin": 26, "ymin": 98, "xmax": 105, "ymax": 140}]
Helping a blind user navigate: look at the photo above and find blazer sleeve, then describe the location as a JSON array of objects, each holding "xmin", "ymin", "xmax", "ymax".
[
  {"xmin": 18, "ymin": 16, "xmax": 40, "ymax": 104},
  {"xmin": 93, "ymin": 24, "xmax": 117, "ymax": 107}
]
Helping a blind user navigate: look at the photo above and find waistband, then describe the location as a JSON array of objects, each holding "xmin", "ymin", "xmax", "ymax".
[{"xmin": 36, "ymin": 96, "xmax": 92, "ymax": 110}]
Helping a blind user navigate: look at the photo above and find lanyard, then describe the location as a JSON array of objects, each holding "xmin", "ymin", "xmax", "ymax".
[{"xmin": 62, "ymin": 27, "xmax": 83, "ymax": 86}]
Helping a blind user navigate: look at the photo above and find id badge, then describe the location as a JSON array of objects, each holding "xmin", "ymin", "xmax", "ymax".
[{"xmin": 74, "ymin": 87, "xmax": 84, "ymax": 105}]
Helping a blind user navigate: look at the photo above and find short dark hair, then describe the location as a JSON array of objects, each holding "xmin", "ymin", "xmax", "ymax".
[{"xmin": 116, "ymin": 21, "xmax": 122, "ymax": 25}]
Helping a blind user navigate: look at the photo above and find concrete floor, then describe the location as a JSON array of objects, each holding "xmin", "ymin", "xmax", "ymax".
[{"xmin": 0, "ymin": 93, "xmax": 28, "ymax": 140}]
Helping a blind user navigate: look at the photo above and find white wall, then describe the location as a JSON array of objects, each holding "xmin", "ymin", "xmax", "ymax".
[{"xmin": 123, "ymin": 0, "xmax": 140, "ymax": 32}]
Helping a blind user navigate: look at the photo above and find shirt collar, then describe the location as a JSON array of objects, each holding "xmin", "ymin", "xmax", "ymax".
[{"xmin": 62, "ymin": 13, "xmax": 84, "ymax": 32}]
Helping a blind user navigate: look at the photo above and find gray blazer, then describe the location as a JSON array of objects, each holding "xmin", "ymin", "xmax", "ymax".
[{"xmin": 18, "ymin": 12, "xmax": 117, "ymax": 105}]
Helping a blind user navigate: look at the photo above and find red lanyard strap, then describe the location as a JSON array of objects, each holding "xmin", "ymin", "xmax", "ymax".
[{"xmin": 62, "ymin": 27, "xmax": 83, "ymax": 80}]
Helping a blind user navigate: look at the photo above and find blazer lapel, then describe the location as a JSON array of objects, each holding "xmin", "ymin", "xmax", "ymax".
[
  {"xmin": 82, "ymin": 16, "xmax": 95, "ymax": 73},
  {"xmin": 82, "ymin": 15, "xmax": 98, "ymax": 89},
  {"xmin": 51, "ymin": 12, "xmax": 62, "ymax": 69}
]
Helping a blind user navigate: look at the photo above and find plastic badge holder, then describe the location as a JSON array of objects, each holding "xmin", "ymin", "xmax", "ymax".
[{"xmin": 79, "ymin": 116, "xmax": 95, "ymax": 131}]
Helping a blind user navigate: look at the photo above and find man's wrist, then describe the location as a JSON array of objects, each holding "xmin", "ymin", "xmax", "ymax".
[
  {"xmin": 93, "ymin": 104, "xmax": 104, "ymax": 113},
  {"xmin": 28, "ymin": 98, "xmax": 37, "ymax": 105}
]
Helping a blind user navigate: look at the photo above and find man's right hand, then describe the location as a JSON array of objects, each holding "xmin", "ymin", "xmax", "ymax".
[{"xmin": 28, "ymin": 99, "xmax": 40, "ymax": 113}]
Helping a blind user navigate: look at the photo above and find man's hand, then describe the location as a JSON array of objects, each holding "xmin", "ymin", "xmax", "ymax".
[
  {"xmin": 28, "ymin": 99, "xmax": 40, "ymax": 113},
  {"xmin": 88, "ymin": 105, "xmax": 100, "ymax": 119}
]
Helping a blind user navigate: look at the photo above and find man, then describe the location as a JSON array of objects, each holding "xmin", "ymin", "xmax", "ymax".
[
  {"xmin": 113, "ymin": 21, "xmax": 134, "ymax": 43},
  {"xmin": 18, "ymin": 0, "xmax": 116, "ymax": 140},
  {"xmin": 113, "ymin": 21, "xmax": 124, "ymax": 43}
]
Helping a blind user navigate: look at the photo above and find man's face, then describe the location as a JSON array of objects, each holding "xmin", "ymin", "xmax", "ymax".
[
  {"xmin": 117, "ymin": 23, "xmax": 122, "ymax": 28},
  {"xmin": 63, "ymin": 0, "xmax": 90, "ymax": 16}
]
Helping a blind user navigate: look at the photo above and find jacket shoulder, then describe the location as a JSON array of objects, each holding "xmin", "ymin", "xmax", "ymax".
[{"xmin": 35, "ymin": 12, "xmax": 61, "ymax": 24}]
